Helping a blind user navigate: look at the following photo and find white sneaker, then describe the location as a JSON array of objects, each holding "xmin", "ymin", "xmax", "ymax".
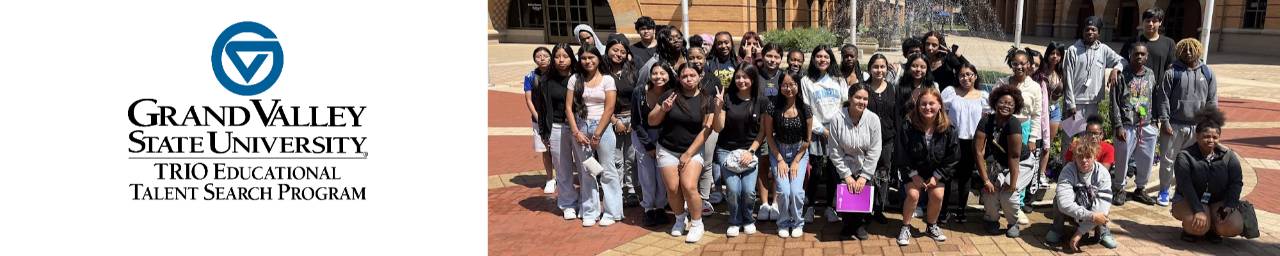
[
  {"xmin": 758, "ymin": 204, "xmax": 772, "ymax": 220},
  {"xmin": 702, "ymin": 200, "xmax": 715, "ymax": 215},
  {"xmin": 897, "ymin": 226, "xmax": 913, "ymax": 246},
  {"xmin": 778, "ymin": 228, "xmax": 791, "ymax": 238},
  {"xmin": 543, "ymin": 179, "xmax": 556, "ymax": 194},
  {"xmin": 582, "ymin": 219, "xmax": 596, "ymax": 227},
  {"xmin": 671, "ymin": 214, "xmax": 688, "ymax": 236},
  {"xmin": 599, "ymin": 218, "xmax": 615, "ymax": 227},
  {"xmin": 803, "ymin": 207, "xmax": 815, "ymax": 223},
  {"xmin": 1016, "ymin": 211, "xmax": 1029, "ymax": 225},
  {"xmin": 824, "ymin": 207, "xmax": 841, "ymax": 223},
  {"xmin": 744, "ymin": 223, "xmax": 757, "ymax": 234},
  {"xmin": 562, "ymin": 208, "xmax": 577, "ymax": 220},
  {"xmin": 769, "ymin": 203, "xmax": 781, "ymax": 220},
  {"xmin": 790, "ymin": 227, "xmax": 804, "ymax": 238},
  {"xmin": 726, "ymin": 225, "xmax": 741, "ymax": 237},
  {"xmin": 686, "ymin": 222, "xmax": 705, "ymax": 243}
]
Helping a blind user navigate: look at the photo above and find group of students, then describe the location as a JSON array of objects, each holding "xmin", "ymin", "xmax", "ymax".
[{"xmin": 520, "ymin": 8, "xmax": 1251, "ymax": 252}]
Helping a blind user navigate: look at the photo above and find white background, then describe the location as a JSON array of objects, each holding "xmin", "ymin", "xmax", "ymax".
[{"xmin": 0, "ymin": 1, "xmax": 486, "ymax": 254}]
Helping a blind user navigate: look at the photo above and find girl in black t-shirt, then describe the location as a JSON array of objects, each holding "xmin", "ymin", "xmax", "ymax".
[
  {"xmin": 763, "ymin": 72, "xmax": 814, "ymax": 238},
  {"xmin": 604, "ymin": 37, "xmax": 641, "ymax": 207},
  {"xmin": 634, "ymin": 62, "xmax": 676, "ymax": 226},
  {"xmin": 753, "ymin": 43, "xmax": 785, "ymax": 221},
  {"xmin": 647, "ymin": 63, "xmax": 714, "ymax": 243},
  {"xmin": 711, "ymin": 64, "xmax": 767, "ymax": 237},
  {"xmin": 894, "ymin": 87, "xmax": 959, "ymax": 246},
  {"xmin": 975, "ymin": 86, "xmax": 1031, "ymax": 237}
]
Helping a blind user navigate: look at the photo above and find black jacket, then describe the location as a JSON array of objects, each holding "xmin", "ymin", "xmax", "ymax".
[
  {"xmin": 1174, "ymin": 144, "xmax": 1243, "ymax": 213},
  {"xmin": 895, "ymin": 121, "xmax": 961, "ymax": 182}
]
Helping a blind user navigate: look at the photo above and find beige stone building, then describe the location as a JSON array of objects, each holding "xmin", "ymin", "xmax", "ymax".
[
  {"xmin": 488, "ymin": 0, "xmax": 1280, "ymax": 56},
  {"xmin": 987, "ymin": 0, "xmax": 1278, "ymax": 56},
  {"xmin": 488, "ymin": 0, "xmax": 857, "ymax": 43}
]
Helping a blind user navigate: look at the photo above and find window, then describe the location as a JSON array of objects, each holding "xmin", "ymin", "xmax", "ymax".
[
  {"xmin": 591, "ymin": 0, "xmax": 616, "ymax": 31},
  {"xmin": 506, "ymin": 0, "xmax": 545, "ymax": 29},
  {"xmin": 1244, "ymin": 0, "xmax": 1267, "ymax": 29}
]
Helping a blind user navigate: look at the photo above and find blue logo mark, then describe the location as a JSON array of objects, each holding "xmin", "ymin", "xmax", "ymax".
[{"xmin": 211, "ymin": 21, "xmax": 283, "ymax": 96}]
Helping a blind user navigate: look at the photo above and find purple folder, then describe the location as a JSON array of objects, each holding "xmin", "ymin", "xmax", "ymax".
[{"xmin": 835, "ymin": 185, "xmax": 874, "ymax": 213}]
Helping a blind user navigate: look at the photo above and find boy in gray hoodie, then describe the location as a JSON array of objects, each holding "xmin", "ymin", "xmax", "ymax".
[
  {"xmin": 1047, "ymin": 135, "xmax": 1117, "ymax": 251},
  {"xmin": 1062, "ymin": 16, "xmax": 1125, "ymax": 137},
  {"xmin": 1153, "ymin": 38, "xmax": 1217, "ymax": 207}
]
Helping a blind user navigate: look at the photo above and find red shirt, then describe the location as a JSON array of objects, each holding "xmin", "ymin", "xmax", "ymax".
[{"xmin": 1065, "ymin": 141, "xmax": 1116, "ymax": 167}]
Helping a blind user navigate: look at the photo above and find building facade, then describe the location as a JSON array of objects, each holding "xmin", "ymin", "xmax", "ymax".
[
  {"xmin": 488, "ymin": 0, "xmax": 855, "ymax": 43},
  {"xmin": 488, "ymin": 0, "xmax": 1280, "ymax": 56},
  {"xmin": 993, "ymin": 0, "xmax": 1280, "ymax": 56}
]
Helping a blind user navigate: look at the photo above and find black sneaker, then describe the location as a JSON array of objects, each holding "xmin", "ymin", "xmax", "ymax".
[
  {"xmin": 1131, "ymin": 188, "xmax": 1157, "ymax": 205},
  {"xmin": 874, "ymin": 212, "xmax": 889, "ymax": 224},
  {"xmin": 623, "ymin": 194, "xmax": 641, "ymax": 208},
  {"xmin": 1020, "ymin": 205, "xmax": 1033, "ymax": 213},
  {"xmin": 1205, "ymin": 232, "xmax": 1224, "ymax": 244},
  {"xmin": 1112, "ymin": 189, "xmax": 1128, "ymax": 206},
  {"xmin": 855, "ymin": 226, "xmax": 870, "ymax": 240},
  {"xmin": 642, "ymin": 210, "xmax": 659, "ymax": 227},
  {"xmin": 984, "ymin": 220, "xmax": 1001, "ymax": 235},
  {"xmin": 1181, "ymin": 232, "xmax": 1200, "ymax": 243}
]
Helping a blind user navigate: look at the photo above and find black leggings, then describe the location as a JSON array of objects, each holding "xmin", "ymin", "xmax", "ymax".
[{"xmin": 941, "ymin": 139, "xmax": 977, "ymax": 218}]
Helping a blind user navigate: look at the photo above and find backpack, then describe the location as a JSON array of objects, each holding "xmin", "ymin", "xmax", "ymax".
[{"xmin": 1172, "ymin": 63, "xmax": 1214, "ymax": 86}]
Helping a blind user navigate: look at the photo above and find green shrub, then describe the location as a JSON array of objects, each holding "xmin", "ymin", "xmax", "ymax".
[{"xmin": 762, "ymin": 28, "xmax": 841, "ymax": 53}]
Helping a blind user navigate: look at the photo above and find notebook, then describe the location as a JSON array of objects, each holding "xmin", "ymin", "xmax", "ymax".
[{"xmin": 835, "ymin": 185, "xmax": 874, "ymax": 213}]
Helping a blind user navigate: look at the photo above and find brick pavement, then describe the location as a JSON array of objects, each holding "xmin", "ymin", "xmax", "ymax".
[{"xmin": 490, "ymin": 185, "xmax": 653, "ymax": 256}]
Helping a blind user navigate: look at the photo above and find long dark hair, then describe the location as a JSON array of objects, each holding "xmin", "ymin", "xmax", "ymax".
[
  {"xmin": 957, "ymin": 60, "xmax": 982, "ymax": 90},
  {"xmin": 1036, "ymin": 41, "xmax": 1068, "ymax": 89},
  {"xmin": 656, "ymin": 25, "xmax": 685, "ymax": 64},
  {"xmin": 674, "ymin": 63, "xmax": 711, "ymax": 116},
  {"xmin": 806, "ymin": 45, "xmax": 842, "ymax": 81},
  {"xmin": 772, "ymin": 72, "xmax": 811, "ymax": 120},
  {"xmin": 865, "ymin": 53, "xmax": 889, "ymax": 83},
  {"xmin": 604, "ymin": 38, "xmax": 637, "ymax": 87},
  {"xmin": 840, "ymin": 44, "xmax": 864, "ymax": 84},
  {"xmin": 711, "ymin": 31, "xmax": 736, "ymax": 61},
  {"xmin": 923, "ymin": 31, "xmax": 947, "ymax": 54},
  {"xmin": 547, "ymin": 43, "xmax": 577, "ymax": 81},
  {"xmin": 648, "ymin": 61, "xmax": 677, "ymax": 93},
  {"xmin": 897, "ymin": 53, "xmax": 934, "ymax": 89},
  {"xmin": 729, "ymin": 63, "xmax": 761, "ymax": 101},
  {"xmin": 570, "ymin": 48, "xmax": 606, "ymax": 118}
]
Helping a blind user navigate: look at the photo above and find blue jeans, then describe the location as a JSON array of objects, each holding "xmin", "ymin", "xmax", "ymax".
[
  {"xmin": 773, "ymin": 142, "xmax": 809, "ymax": 229},
  {"xmin": 573, "ymin": 119, "xmax": 621, "ymax": 221},
  {"xmin": 717, "ymin": 148, "xmax": 758, "ymax": 226},
  {"xmin": 633, "ymin": 132, "xmax": 668, "ymax": 210},
  {"xmin": 1114, "ymin": 124, "xmax": 1158, "ymax": 190}
]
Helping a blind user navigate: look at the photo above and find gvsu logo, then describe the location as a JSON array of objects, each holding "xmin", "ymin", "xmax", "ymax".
[{"xmin": 211, "ymin": 21, "xmax": 283, "ymax": 96}]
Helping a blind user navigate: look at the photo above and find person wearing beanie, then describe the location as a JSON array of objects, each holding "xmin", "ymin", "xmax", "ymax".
[{"xmin": 1062, "ymin": 16, "xmax": 1125, "ymax": 138}]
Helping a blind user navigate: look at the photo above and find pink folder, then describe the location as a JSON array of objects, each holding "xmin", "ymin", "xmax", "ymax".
[{"xmin": 835, "ymin": 185, "xmax": 874, "ymax": 213}]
